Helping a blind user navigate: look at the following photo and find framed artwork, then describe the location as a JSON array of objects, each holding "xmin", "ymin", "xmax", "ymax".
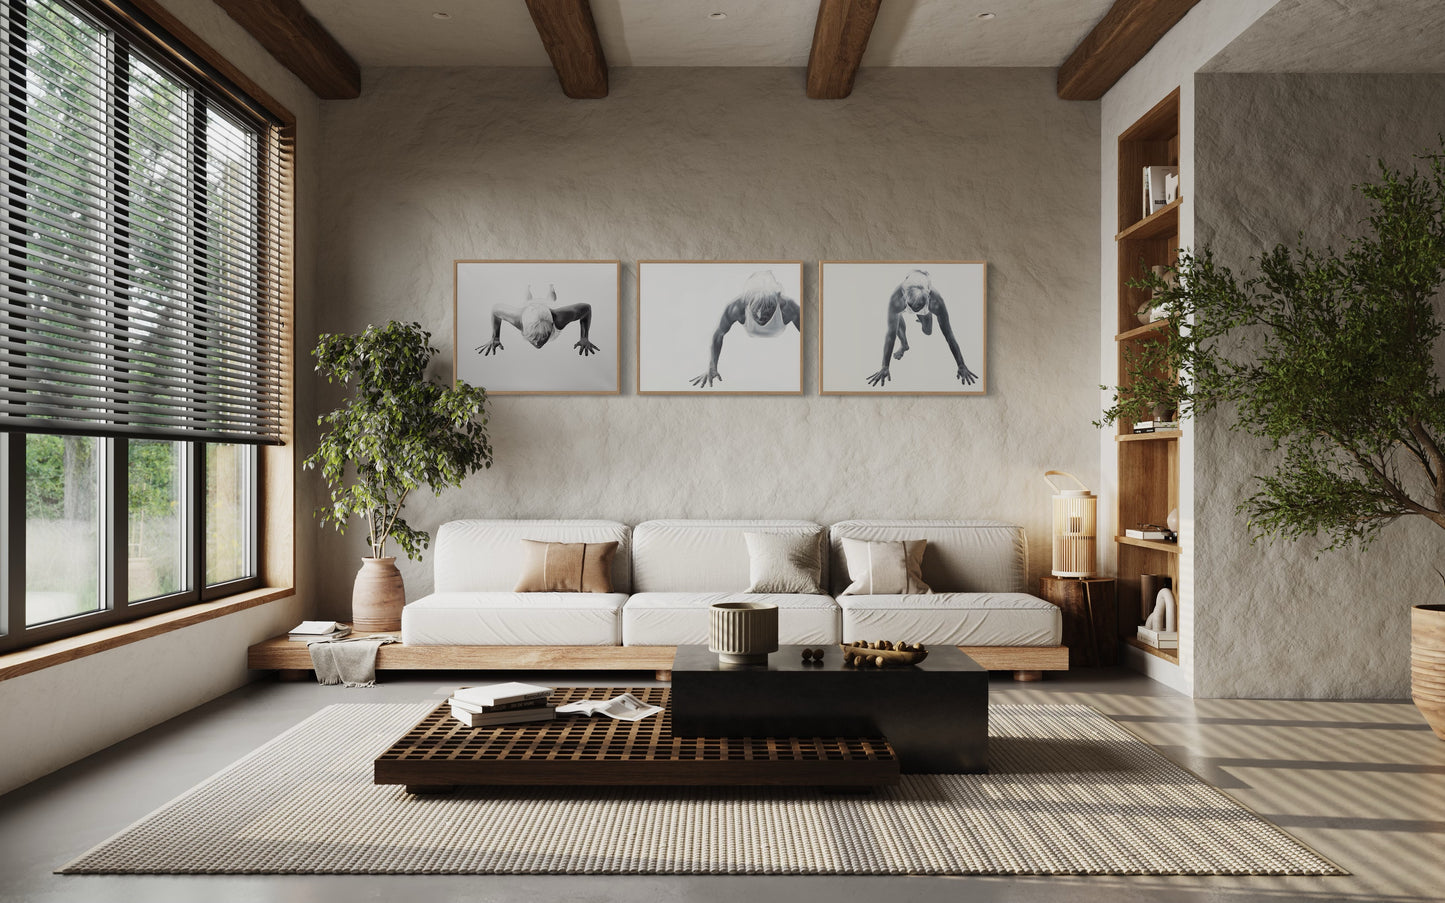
[
  {"xmin": 819, "ymin": 261, "xmax": 987, "ymax": 395},
  {"xmin": 454, "ymin": 260, "xmax": 621, "ymax": 395},
  {"xmin": 637, "ymin": 260, "xmax": 804, "ymax": 395}
]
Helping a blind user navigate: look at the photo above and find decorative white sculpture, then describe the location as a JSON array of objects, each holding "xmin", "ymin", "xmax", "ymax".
[{"xmin": 1144, "ymin": 587, "xmax": 1177, "ymax": 633}]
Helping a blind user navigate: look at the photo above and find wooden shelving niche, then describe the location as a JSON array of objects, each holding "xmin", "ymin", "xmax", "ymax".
[{"xmin": 1114, "ymin": 87, "xmax": 1182, "ymax": 665}]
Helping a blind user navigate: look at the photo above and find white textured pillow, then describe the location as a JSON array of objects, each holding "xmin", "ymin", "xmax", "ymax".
[
  {"xmin": 743, "ymin": 531, "xmax": 824, "ymax": 594},
  {"xmin": 839, "ymin": 538, "xmax": 932, "ymax": 596}
]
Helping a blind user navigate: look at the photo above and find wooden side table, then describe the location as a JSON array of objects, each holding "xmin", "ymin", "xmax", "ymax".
[{"xmin": 1039, "ymin": 577, "xmax": 1117, "ymax": 667}]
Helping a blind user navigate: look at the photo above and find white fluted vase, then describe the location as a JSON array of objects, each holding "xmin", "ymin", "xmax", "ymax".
[{"xmin": 709, "ymin": 601, "xmax": 779, "ymax": 665}]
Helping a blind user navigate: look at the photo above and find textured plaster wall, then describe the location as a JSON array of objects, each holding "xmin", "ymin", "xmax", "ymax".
[
  {"xmin": 0, "ymin": 0, "xmax": 319, "ymax": 795},
  {"xmin": 313, "ymin": 67, "xmax": 1100, "ymax": 612},
  {"xmin": 1193, "ymin": 73, "xmax": 1445, "ymax": 698},
  {"xmin": 1098, "ymin": 0, "xmax": 1278, "ymax": 694}
]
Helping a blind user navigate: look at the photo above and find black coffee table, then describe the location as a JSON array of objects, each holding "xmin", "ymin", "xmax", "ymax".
[{"xmin": 670, "ymin": 644, "xmax": 988, "ymax": 773}]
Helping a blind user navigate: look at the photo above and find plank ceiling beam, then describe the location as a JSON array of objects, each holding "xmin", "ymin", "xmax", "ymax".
[
  {"xmin": 210, "ymin": 0, "xmax": 360, "ymax": 100},
  {"xmin": 525, "ymin": 0, "xmax": 609, "ymax": 99},
  {"xmin": 1057, "ymin": 0, "xmax": 1202, "ymax": 101},
  {"xmin": 806, "ymin": 0, "xmax": 883, "ymax": 99}
]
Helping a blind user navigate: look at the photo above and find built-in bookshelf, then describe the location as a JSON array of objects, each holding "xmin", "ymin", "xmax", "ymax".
[{"xmin": 1114, "ymin": 88, "xmax": 1181, "ymax": 665}]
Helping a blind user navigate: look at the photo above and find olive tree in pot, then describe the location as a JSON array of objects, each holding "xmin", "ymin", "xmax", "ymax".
[
  {"xmin": 1102, "ymin": 146, "xmax": 1445, "ymax": 737},
  {"xmin": 304, "ymin": 321, "xmax": 492, "ymax": 632}
]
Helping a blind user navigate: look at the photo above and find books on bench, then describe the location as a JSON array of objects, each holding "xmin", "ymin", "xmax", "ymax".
[
  {"xmin": 449, "ymin": 700, "xmax": 556, "ymax": 728},
  {"xmin": 453, "ymin": 682, "xmax": 553, "ymax": 707},
  {"xmin": 288, "ymin": 620, "xmax": 351, "ymax": 642},
  {"xmin": 449, "ymin": 682, "xmax": 556, "ymax": 727}
]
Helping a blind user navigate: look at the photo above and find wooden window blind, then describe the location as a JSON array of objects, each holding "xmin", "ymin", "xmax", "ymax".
[{"xmin": 0, "ymin": 0, "xmax": 289, "ymax": 444}]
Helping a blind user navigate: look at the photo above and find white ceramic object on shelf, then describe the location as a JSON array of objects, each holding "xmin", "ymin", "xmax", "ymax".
[{"xmin": 1144, "ymin": 587, "xmax": 1177, "ymax": 633}]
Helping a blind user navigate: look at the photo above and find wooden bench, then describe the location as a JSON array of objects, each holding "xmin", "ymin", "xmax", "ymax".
[
  {"xmin": 247, "ymin": 633, "xmax": 1068, "ymax": 681},
  {"xmin": 375, "ymin": 687, "xmax": 900, "ymax": 792}
]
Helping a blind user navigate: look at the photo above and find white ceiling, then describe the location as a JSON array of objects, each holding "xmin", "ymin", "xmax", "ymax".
[
  {"xmin": 1203, "ymin": 0, "xmax": 1445, "ymax": 73},
  {"xmin": 302, "ymin": 0, "xmax": 1117, "ymax": 69}
]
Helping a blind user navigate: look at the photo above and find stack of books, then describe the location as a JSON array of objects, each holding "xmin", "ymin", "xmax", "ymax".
[
  {"xmin": 449, "ymin": 681, "xmax": 556, "ymax": 727},
  {"xmin": 288, "ymin": 620, "xmax": 351, "ymax": 642},
  {"xmin": 1125, "ymin": 527, "xmax": 1175, "ymax": 541},
  {"xmin": 1137, "ymin": 626, "xmax": 1179, "ymax": 649},
  {"xmin": 1132, "ymin": 420, "xmax": 1181, "ymax": 433}
]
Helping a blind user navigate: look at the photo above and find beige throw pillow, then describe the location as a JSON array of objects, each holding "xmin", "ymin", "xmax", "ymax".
[
  {"xmin": 743, "ymin": 531, "xmax": 824, "ymax": 594},
  {"xmin": 839, "ymin": 538, "xmax": 932, "ymax": 596},
  {"xmin": 514, "ymin": 540, "xmax": 618, "ymax": 593}
]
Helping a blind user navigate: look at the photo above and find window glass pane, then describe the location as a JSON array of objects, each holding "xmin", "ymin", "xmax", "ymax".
[
  {"xmin": 206, "ymin": 443, "xmax": 253, "ymax": 585},
  {"xmin": 25, "ymin": 434, "xmax": 102, "ymax": 625},
  {"xmin": 128, "ymin": 439, "xmax": 185, "ymax": 601}
]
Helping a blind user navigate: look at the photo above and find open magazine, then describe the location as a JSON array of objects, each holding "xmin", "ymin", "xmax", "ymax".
[{"xmin": 555, "ymin": 692, "xmax": 661, "ymax": 722}]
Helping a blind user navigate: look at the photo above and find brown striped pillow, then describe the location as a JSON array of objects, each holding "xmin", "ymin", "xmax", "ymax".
[{"xmin": 514, "ymin": 540, "xmax": 618, "ymax": 593}]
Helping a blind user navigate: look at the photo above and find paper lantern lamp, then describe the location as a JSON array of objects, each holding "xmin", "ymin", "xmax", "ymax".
[{"xmin": 1045, "ymin": 470, "xmax": 1096, "ymax": 578}]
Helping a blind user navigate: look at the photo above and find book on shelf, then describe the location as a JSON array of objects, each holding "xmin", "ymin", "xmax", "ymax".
[
  {"xmin": 453, "ymin": 681, "xmax": 554, "ymax": 707},
  {"xmin": 1136, "ymin": 626, "xmax": 1179, "ymax": 649},
  {"xmin": 448, "ymin": 696, "xmax": 550, "ymax": 715},
  {"xmin": 449, "ymin": 704, "xmax": 556, "ymax": 728},
  {"xmin": 1132, "ymin": 422, "xmax": 1155, "ymax": 433},
  {"xmin": 288, "ymin": 621, "xmax": 351, "ymax": 641},
  {"xmin": 1142, "ymin": 165, "xmax": 1179, "ymax": 216},
  {"xmin": 1132, "ymin": 421, "xmax": 1180, "ymax": 433},
  {"xmin": 1125, "ymin": 528, "xmax": 1173, "ymax": 541}
]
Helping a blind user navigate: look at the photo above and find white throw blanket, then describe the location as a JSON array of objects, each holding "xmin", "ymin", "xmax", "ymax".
[{"xmin": 308, "ymin": 635, "xmax": 399, "ymax": 687}]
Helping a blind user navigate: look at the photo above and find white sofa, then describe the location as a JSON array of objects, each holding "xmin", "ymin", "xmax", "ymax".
[
  {"xmin": 374, "ymin": 517, "xmax": 1065, "ymax": 680},
  {"xmin": 829, "ymin": 520, "xmax": 1062, "ymax": 647},
  {"xmin": 622, "ymin": 520, "xmax": 839, "ymax": 646},
  {"xmin": 401, "ymin": 520, "xmax": 632, "ymax": 646}
]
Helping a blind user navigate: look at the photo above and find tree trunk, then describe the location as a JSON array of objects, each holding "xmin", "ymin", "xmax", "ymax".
[{"xmin": 62, "ymin": 436, "xmax": 92, "ymax": 521}]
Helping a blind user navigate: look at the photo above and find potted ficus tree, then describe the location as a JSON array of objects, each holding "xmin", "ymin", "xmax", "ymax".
[
  {"xmin": 304, "ymin": 321, "xmax": 493, "ymax": 632},
  {"xmin": 1102, "ymin": 146, "xmax": 1445, "ymax": 738}
]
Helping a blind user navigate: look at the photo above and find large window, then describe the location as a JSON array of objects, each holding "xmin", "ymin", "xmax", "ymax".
[{"xmin": 0, "ymin": 0, "xmax": 289, "ymax": 652}]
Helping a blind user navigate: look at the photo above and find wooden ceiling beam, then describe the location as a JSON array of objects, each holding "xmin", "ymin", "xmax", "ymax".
[
  {"xmin": 210, "ymin": 0, "xmax": 360, "ymax": 100},
  {"xmin": 525, "ymin": 0, "xmax": 608, "ymax": 99},
  {"xmin": 1057, "ymin": 0, "xmax": 1202, "ymax": 101},
  {"xmin": 806, "ymin": 0, "xmax": 883, "ymax": 100}
]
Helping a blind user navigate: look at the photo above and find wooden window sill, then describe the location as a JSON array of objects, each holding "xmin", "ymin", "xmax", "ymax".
[{"xmin": 0, "ymin": 586, "xmax": 295, "ymax": 682}]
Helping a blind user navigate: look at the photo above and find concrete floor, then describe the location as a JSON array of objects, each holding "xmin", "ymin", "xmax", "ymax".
[{"xmin": 1, "ymin": 668, "xmax": 1442, "ymax": 903}]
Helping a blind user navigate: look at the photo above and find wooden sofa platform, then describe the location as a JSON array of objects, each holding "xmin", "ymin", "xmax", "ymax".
[{"xmin": 247, "ymin": 634, "xmax": 1068, "ymax": 681}]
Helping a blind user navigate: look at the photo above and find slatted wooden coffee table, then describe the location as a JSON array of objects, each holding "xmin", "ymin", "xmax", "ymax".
[{"xmin": 375, "ymin": 687, "xmax": 899, "ymax": 792}]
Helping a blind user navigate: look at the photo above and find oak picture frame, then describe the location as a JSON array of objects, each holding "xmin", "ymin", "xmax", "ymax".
[
  {"xmin": 819, "ymin": 260, "xmax": 988, "ymax": 396},
  {"xmin": 453, "ymin": 259, "xmax": 621, "ymax": 395}
]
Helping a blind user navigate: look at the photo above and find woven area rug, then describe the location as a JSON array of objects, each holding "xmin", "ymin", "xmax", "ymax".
[{"xmin": 60, "ymin": 702, "xmax": 1342, "ymax": 876}]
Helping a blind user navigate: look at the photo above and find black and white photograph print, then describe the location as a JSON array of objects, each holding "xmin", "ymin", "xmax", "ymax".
[
  {"xmin": 637, "ymin": 261, "xmax": 804, "ymax": 395},
  {"xmin": 454, "ymin": 260, "xmax": 620, "ymax": 394},
  {"xmin": 820, "ymin": 261, "xmax": 987, "ymax": 395}
]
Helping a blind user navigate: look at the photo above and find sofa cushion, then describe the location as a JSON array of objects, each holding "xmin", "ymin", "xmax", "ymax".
[
  {"xmin": 838, "ymin": 538, "xmax": 931, "ymax": 596},
  {"xmin": 838, "ymin": 592, "xmax": 1062, "ymax": 646},
  {"xmin": 743, "ymin": 531, "xmax": 825, "ymax": 594},
  {"xmin": 514, "ymin": 540, "xmax": 618, "ymax": 593},
  {"xmin": 829, "ymin": 521, "xmax": 1027, "ymax": 595},
  {"xmin": 401, "ymin": 592, "xmax": 627, "ymax": 646},
  {"xmin": 632, "ymin": 520, "xmax": 825, "ymax": 593},
  {"xmin": 622, "ymin": 592, "xmax": 839, "ymax": 646},
  {"xmin": 434, "ymin": 520, "xmax": 631, "ymax": 594}
]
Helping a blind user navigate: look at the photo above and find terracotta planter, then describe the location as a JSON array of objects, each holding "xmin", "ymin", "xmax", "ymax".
[
  {"xmin": 1412, "ymin": 604, "xmax": 1445, "ymax": 740},
  {"xmin": 352, "ymin": 557, "xmax": 405, "ymax": 633}
]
